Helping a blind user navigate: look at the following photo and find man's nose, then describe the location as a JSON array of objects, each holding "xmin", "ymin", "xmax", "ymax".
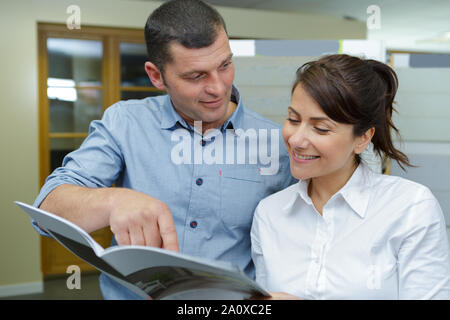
[{"xmin": 205, "ymin": 72, "xmax": 225, "ymax": 96}]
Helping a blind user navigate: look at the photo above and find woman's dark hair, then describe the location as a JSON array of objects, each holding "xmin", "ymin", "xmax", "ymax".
[
  {"xmin": 145, "ymin": 0, "xmax": 227, "ymax": 75},
  {"xmin": 293, "ymin": 54, "xmax": 411, "ymax": 170}
]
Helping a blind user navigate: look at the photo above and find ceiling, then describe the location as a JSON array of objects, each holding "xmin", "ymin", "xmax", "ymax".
[{"xmin": 158, "ymin": 0, "xmax": 450, "ymax": 53}]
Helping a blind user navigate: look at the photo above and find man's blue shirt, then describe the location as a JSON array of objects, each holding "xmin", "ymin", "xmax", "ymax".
[{"xmin": 32, "ymin": 86, "xmax": 295, "ymax": 299}]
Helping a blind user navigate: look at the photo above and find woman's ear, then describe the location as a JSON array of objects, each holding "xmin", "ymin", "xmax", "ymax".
[
  {"xmin": 145, "ymin": 62, "xmax": 166, "ymax": 90},
  {"xmin": 354, "ymin": 127, "xmax": 375, "ymax": 155}
]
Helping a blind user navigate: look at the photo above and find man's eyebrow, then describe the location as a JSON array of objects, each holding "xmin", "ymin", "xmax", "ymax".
[
  {"xmin": 222, "ymin": 53, "xmax": 234, "ymax": 64},
  {"xmin": 179, "ymin": 53, "xmax": 233, "ymax": 78}
]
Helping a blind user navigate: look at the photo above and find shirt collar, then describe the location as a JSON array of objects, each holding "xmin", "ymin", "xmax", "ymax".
[
  {"xmin": 160, "ymin": 95, "xmax": 188, "ymax": 130},
  {"xmin": 221, "ymin": 85, "xmax": 243, "ymax": 132},
  {"xmin": 283, "ymin": 161, "xmax": 373, "ymax": 219},
  {"xmin": 338, "ymin": 161, "xmax": 373, "ymax": 219},
  {"xmin": 160, "ymin": 85, "xmax": 243, "ymax": 132},
  {"xmin": 282, "ymin": 179, "xmax": 311, "ymax": 212}
]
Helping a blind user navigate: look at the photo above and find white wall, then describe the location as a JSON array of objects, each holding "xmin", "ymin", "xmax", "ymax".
[
  {"xmin": 393, "ymin": 68, "xmax": 450, "ymax": 142},
  {"xmin": 391, "ymin": 68, "xmax": 450, "ymax": 242},
  {"xmin": 234, "ymin": 56, "xmax": 315, "ymax": 125},
  {"xmin": 0, "ymin": 0, "xmax": 366, "ymax": 294}
]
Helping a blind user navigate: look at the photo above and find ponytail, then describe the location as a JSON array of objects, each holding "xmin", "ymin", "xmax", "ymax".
[{"xmin": 366, "ymin": 60, "xmax": 412, "ymax": 170}]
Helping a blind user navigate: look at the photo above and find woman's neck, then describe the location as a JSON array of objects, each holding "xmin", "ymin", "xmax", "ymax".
[{"xmin": 308, "ymin": 160, "xmax": 359, "ymax": 215}]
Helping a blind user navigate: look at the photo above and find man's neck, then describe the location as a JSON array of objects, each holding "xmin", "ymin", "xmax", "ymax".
[{"xmin": 181, "ymin": 100, "xmax": 237, "ymax": 134}]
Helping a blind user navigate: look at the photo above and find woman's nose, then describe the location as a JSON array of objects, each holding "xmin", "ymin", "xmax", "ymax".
[{"xmin": 288, "ymin": 126, "xmax": 310, "ymax": 149}]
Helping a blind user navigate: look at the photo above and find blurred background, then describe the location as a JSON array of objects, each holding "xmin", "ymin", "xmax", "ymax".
[{"xmin": 0, "ymin": 0, "xmax": 449, "ymax": 299}]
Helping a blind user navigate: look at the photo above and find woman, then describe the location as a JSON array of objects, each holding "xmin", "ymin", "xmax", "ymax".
[{"xmin": 251, "ymin": 54, "xmax": 450, "ymax": 299}]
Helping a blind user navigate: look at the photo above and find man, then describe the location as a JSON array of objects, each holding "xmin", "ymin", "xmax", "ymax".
[{"xmin": 32, "ymin": 0, "xmax": 294, "ymax": 299}]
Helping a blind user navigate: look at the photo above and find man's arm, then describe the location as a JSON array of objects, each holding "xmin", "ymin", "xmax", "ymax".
[
  {"xmin": 36, "ymin": 104, "xmax": 179, "ymax": 251},
  {"xmin": 40, "ymin": 184, "xmax": 179, "ymax": 251}
]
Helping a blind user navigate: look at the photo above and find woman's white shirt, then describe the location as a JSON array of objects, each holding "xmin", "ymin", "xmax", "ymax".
[{"xmin": 251, "ymin": 161, "xmax": 450, "ymax": 299}]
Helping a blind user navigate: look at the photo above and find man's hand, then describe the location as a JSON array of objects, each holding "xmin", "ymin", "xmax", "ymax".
[
  {"xmin": 39, "ymin": 185, "xmax": 179, "ymax": 252},
  {"xmin": 108, "ymin": 188, "xmax": 179, "ymax": 251}
]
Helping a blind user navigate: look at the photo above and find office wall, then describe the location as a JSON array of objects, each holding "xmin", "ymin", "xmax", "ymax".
[
  {"xmin": 0, "ymin": 0, "xmax": 43, "ymax": 296},
  {"xmin": 391, "ymin": 68, "xmax": 450, "ymax": 233},
  {"xmin": 393, "ymin": 68, "xmax": 450, "ymax": 142},
  {"xmin": 0, "ymin": 0, "xmax": 365, "ymax": 295},
  {"xmin": 234, "ymin": 56, "xmax": 314, "ymax": 125}
]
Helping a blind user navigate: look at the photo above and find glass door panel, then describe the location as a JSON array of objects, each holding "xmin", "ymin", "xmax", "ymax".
[
  {"xmin": 120, "ymin": 42, "xmax": 151, "ymax": 87},
  {"xmin": 49, "ymin": 88, "xmax": 102, "ymax": 133},
  {"xmin": 47, "ymin": 38, "xmax": 102, "ymax": 86},
  {"xmin": 47, "ymin": 38, "xmax": 104, "ymax": 133}
]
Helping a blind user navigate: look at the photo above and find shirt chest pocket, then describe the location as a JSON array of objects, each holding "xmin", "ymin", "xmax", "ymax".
[{"xmin": 219, "ymin": 167, "xmax": 264, "ymax": 230}]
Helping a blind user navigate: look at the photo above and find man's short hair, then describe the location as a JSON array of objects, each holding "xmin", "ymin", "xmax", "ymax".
[{"xmin": 145, "ymin": 0, "xmax": 228, "ymax": 75}]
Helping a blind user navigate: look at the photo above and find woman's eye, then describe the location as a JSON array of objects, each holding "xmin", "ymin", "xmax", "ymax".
[
  {"xmin": 315, "ymin": 127, "xmax": 329, "ymax": 133},
  {"xmin": 287, "ymin": 118, "xmax": 300, "ymax": 123}
]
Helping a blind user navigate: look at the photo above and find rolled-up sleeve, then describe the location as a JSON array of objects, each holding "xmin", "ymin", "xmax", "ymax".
[
  {"xmin": 31, "ymin": 104, "xmax": 125, "ymax": 236},
  {"xmin": 398, "ymin": 197, "xmax": 450, "ymax": 299}
]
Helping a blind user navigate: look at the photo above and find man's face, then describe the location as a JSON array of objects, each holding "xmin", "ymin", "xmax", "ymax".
[{"xmin": 146, "ymin": 27, "xmax": 235, "ymax": 130}]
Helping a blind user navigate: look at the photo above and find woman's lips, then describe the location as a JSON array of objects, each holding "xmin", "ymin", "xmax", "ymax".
[{"xmin": 291, "ymin": 151, "xmax": 320, "ymax": 163}]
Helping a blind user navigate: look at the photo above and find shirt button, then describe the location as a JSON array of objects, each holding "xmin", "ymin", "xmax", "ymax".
[
  {"xmin": 190, "ymin": 221, "xmax": 198, "ymax": 228},
  {"xmin": 196, "ymin": 178, "xmax": 203, "ymax": 186}
]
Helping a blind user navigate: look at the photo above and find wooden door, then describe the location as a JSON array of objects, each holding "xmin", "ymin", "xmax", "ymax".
[{"xmin": 38, "ymin": 23, "xmax": 164, "ymax": 276}]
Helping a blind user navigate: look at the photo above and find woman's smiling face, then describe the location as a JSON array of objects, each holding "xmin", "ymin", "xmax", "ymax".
[{"xmin": 282, "ymin": 84, "xmax": 365, "ymax": 181}]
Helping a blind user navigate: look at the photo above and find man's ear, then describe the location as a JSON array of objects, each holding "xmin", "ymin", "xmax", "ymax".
[
  {"xmin": 354, "ymin": 127, "xmax": 375, "ymax": 155},
  {"xmin": 145, "ymin": 62, "xmax": 166, "ymax": 90}
]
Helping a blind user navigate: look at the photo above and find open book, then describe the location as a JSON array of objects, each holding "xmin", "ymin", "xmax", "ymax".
[{"xmin": 16, "ymin": 201, "xmax": 269, "ymax": 300}]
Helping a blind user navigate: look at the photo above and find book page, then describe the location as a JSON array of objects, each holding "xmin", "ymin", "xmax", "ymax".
[
  {"xmin": 16, "ymin": 201, "xmax": 269, "ymax": 300},
  {"xmin": 15, "ymin": 201, "xmax": 104, "ymax": 253},
  {"xmin": 101, "ymin": 246, "xmax": 269, "ymax": 300}
]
